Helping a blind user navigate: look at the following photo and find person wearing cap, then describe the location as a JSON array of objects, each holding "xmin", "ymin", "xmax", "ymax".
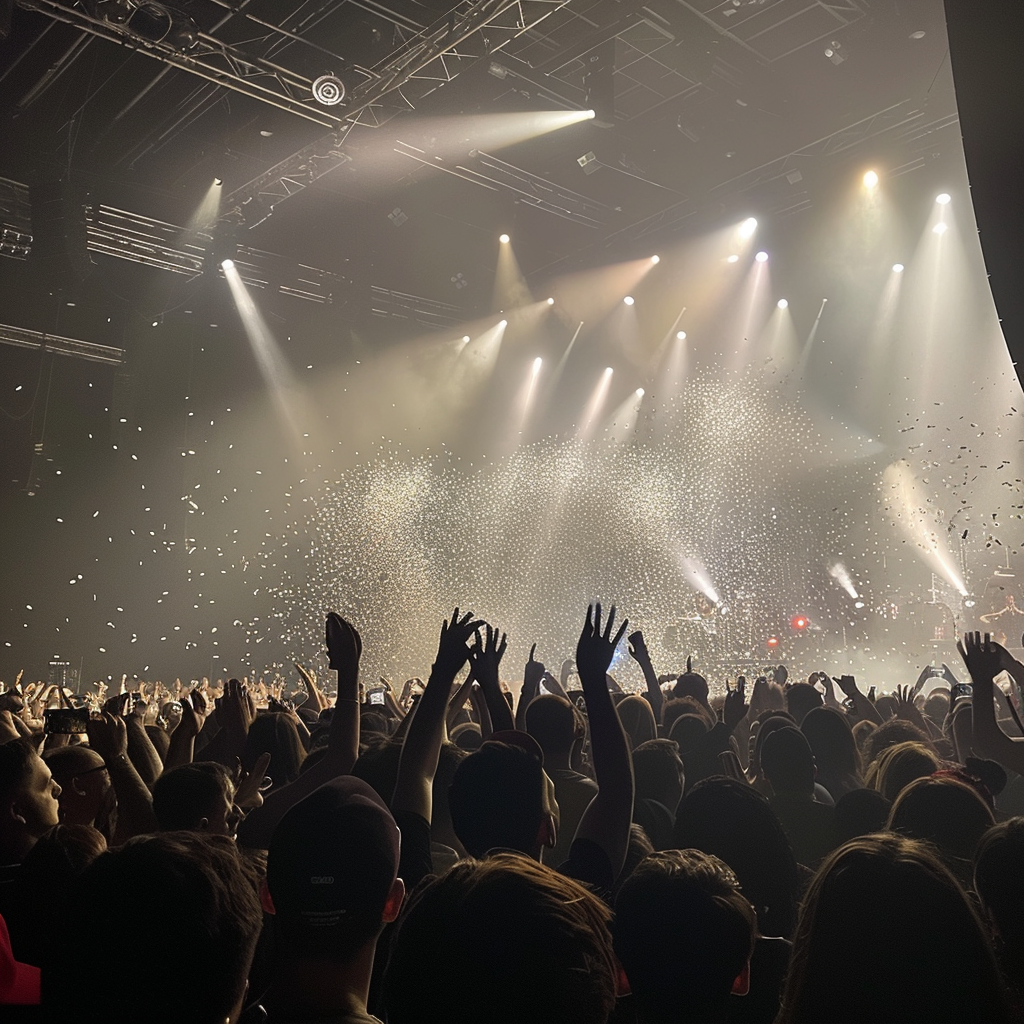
[{"xmin": 250, "ymin": 776, "xmax": 405, "ymax": 1024}]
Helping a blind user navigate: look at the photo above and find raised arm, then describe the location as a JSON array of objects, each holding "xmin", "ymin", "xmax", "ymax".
[
  {"xmin": 87, "ymin": 711, "xmax": 158, "ymax": 842},
  {"xmin": 627, "ymin": 629, "xmax": 663, "ymax": 722},
  {"xmin": 392, "ymin": 608, "xmax": 482, "ymax": 821},
  {"xmin": 236, "ymin": 613, "xmax": 362, "ymax": 849},
  {"xmin": 469, "ymin": 624, "xmax": 514, "ymax": 733},
  {"xmin": 833, "ymin": 674, "xmax": 883, "ymax": 726},
  {"xmin": 958, "ymin": 631, "xmax": 1024, "ymax": 776},
  {"xmin": 125, "ymin": 696, "xmax": 164, "ymax": 786},
  {"xmin": 515, "ymin": 644, "xmax": 545, "ymax": 732},
  {"xmin": 572, "ymin": 603, "xmax": 634, "ymax": 881}
]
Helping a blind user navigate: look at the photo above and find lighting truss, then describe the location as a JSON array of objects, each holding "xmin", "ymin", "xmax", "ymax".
[
  {"xmin": 0, "ymin": 322, "xmax": 125, "ymax": 364},
  {"xmin": 220, "ymin": 0, "xmax": 576, "ymax": 226}
]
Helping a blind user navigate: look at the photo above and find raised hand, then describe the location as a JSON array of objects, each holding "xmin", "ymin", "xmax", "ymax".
[
  {"xmin": 434, "ymin": 608, "xmax": 484, "ymax": 680},
  {"xmin": 234, "ymin": 751, "xmax": 272, "ymax": 809},
  {"xmin": 178, "ymin": 689, "xmax": 208, "ymax": 739},
  {"xmin": 957, "ymin": 631, "xmax": 1004, "ymax": 690},
  {"xmin": 325, "ymin": 613, "xmax": 361, "ymax": 689},
  {"xmin": 523, "ymin": 643, "xmax": 545, "ymax": 696},
  {"xmin": 833, "ymin": 674, "xmax": 861, "ymax": 700},
  {"xmin": 86, "ymin": 711, "xmax": 128, "ymax": 763},
  {"xmin": 469, "ymin": 624, "xmax": 508, "ymax": 690},
  {"xmin": 893, "ymin": 684, "xmax": 927, "ymax": 730},
  {"xmin": 295, "ymin": 662, "xmax": 328, "ymax": 711},
  {"xmin": 217, "ymin": 678, "xmax": 255, "ymax": 737},
  {"xmin": 627, "ymin": 630, "xmax": 651, "ymax": 665},
  {"xmin": 576, "ymin": 602, "xmax": 628, "ymax": 689},
  {"xmin": 722, "ymin": 684, "xmax": 750, "ymax": 732}
]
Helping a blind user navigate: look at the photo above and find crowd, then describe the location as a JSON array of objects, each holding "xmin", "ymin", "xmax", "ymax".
[{"xmin": 2, "ymin": 601, "xmax": 1024, "ymax": 1023}]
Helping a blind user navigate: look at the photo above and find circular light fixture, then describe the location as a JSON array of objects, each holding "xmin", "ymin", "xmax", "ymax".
[
  {"xmin": 499, "ymin": 233, "xmax": 510, "ymax": 244},
  {"xmin": 739, "ymin": 217, "xmax": 758, "ymax": 238},
  {"xmin": 777, "ymin": 298, "xmax": 789, "ymax": 309},
  {"xmin": 546, "ymin": 297, "xmax": 555, "ymax": 305},
  {"xmin": 650, "ymin": 255, "xmax": 660, "ymax": 264},
  {"xmin": 311, "ymin": 73, "xmax": 346, "ymax": 106},
  {"xmin": 636, "ymin": 388, "xmax": 645, "ymax": 397},
  {"xmin": 893, "ymin": 263, "xmax": 905, "ymax": 273},
  {"xmin": 221, "ymin": 259, "xmax": 234, "ymax": 270},
  {"xmin": 462, "ymin": 336, "xmax": 470, "ymax": 343},
  {"xmin": 676, "ymin": 331, "xmax": 687, "ymax": 340},
  {"xmin": 533, "ymin": 357, "xmax": 543, "ymax": 371},
  {"xmin": 726, "ymin": 254, "xmax": 739, "ymax": 264},
  {"xmin": 498, "ymin": 319, "xmax": 508, "ymax": 328},
  {"xmin": 623, "ymin": 295, "xmax": 635, "ymax": 306},
  {"xmin": 755, "ymin": 251, "xmax": 768, "ymax": 263},
  {"xmin": 863, "ymin": 170, "xmax": 879, "ymax": 188},
  {"xmin": 936, "ymin": 193, "xmax": 951, "ymax": 205},
  {"xmin": 604, "ymin": 367, "xmax": 614, "ymax": 375}
]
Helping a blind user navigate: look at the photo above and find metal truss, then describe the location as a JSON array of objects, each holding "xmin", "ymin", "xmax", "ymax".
[
  {"xmin": 220, "ymin": 0, "xmax": 576, "ymax": 226},
  {"xmin": 0, "ymin": 322, "xmax": 125, "ymax": 364},
  {"xmin": 22, "ymin": 0, "xmax": 360, "ymax": 129},
  {"xmin": 393, "ymin": 143, "xmax": 612, "ymax": 228}
]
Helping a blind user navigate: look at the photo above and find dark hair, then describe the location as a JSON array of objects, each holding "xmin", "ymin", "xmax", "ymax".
[
  {"xmin": 0, "ymin": 737, "xmax": 36, "ymax": 795},
  {"xmin": 632, "ymin": 738, "xmax": 684, "ymax": 805},
  {"xmin": 975, "ymin": 818, "xmax": 1024, "ymax": 987},
  {"xmin": 750, "ymin": 713, "xmax": 797, "ymax": 780},
  {"xmin": 760, "ymin": 726, "xmax": 815, "ymax": 795},
  {"xmin": 785, "ymin": 683, "xmax": 823, "ymax": 725},
  {"xmin": 525, "ymin": 695, "xmax": 580, "ymax": 756},
  {"xmin": 662, "ymin": 697, "xmax": 708, "ymax": 732},
  {"xmin": 667, "ymin": 714, "xmax": 709, "ymax": 755},
  {"xmin": 614, "ymin": 823, "xmax": 655, "ymax": 897},
  {"xmin": 53, "ymin": 832, "xmax": 262, "ymax": 1024},
  {"xmin": 865, "ymin": 741, "xmax": 940, "ymax": 802},
  {"xmin": 352, "ymin": 740, "xmax": 403, "ymax": 803},
  {"xmin": 777, "ymin": 834, "xmax": 1009, "ymax": 1023},
  {"xmin": 864, "ymin": 718, "xmax": 932, "ymax": 766},
  {"xmin": 448, "ymin": 742, "xmax": 545, "ymax": 858},
  {"xmin": 801, "ymin": 706, "xmax": 861, "ymax": 780},
  {"xmin": 152, "ymin": 762, "xmax": 233, "ymax": 831},
  {"xmin": 616, "ymin": 695, "xmax": 657, "ymax": 750},
  {"xmin": 833, "ymin": 788, "xmax": 891, "ymax": 846},
  {"xmin": 888, "ymin": 775, "xmax": 995, "ymax": 862},
  {"xmin": 674, "ymin": 776, "xmax": 800, "ymax": 938},
  {"xmin": 386, "ymin": 854, "xmax": 616, "ymax": 1024},
  {"xmin": 242, "ymin": 712, "xmax": 305, "ymax": 788},
  {"xmin": 615, "ymin": 849, "xmax": 756, "ymax": 1022}
]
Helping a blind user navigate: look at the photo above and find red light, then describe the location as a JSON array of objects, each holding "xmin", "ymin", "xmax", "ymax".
[
  {"xmin": 767, "ymin": 636, "xmax": 780, "ymax": 649},
  {"xmin": 791, "ymin": 615, "xmax": 808, "ymax": 630}
]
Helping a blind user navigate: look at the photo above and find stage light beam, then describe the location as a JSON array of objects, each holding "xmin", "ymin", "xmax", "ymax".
[
  {"xmin": 740, "ymin": 217, "xmax": 758, "ymax": 239},
  {"xmin": 863, "ymin": 170, "xmax": 879, "ymax": 189}
]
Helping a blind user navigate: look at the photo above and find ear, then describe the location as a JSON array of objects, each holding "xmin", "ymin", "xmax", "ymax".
[
  {"xmin": 382, "ymin": 876, "xmax": 406, "ymax": 924},
  {"xmin": 259, "ymin": 877, "xmax": 276, "ymax": 915},
  {"xmin": 538, "ymin": 813, "xmax": 557, "ymax": 850},
  {"xmin": 731, "ymin": 960, "xmax": 751, "ymax": 997},
  {"xmin": 197, "ymin": 817, "xmax": 210, "ymax": 831}
]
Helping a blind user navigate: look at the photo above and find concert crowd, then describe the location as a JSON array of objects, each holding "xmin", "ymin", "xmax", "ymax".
[{"xmin": 2, "ymin": 602, "xmax": 1024, "ymax": 1023}]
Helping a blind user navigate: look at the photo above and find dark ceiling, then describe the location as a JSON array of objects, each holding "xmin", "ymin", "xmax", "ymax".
[{"xmin": 0, "ymin": 0, "xmax": 960, "ymax": 333}]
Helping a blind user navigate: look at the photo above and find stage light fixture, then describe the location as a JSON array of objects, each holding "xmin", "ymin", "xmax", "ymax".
[
  {"xmin": 863, "ymin": 170, "xmax": 879, "ymax": 188},
  {"xmin": 755, "ymin": 251, "xmax": 768, "ymax": 263},
  {"xmin": 936, "ymin": 193, "xmax": 951, "ymax": 205},
  {"xmin": 533, "ymin": 357, "xmax": 543, "ymax": 371},
  {"xmin": 586, "ymin": 110, "xmax": 596, "ymax": 119},
  {"xmin": 650, "ymin": 255, "xmax": 660, "ymax": 264},
  {"xmin": 635, "ymin": 388, "xmax": 644, "ymax": 396},
  {"xmin": 777, "ymin": 298, "xmax": 788, "ymax": 309},
  {"xmin": 312, "ymin": 73, "xmax": 346, "ymax": 106},
  {"xmin": 546, "ymin": 297, "xmax": 554, "ymax": 305},
  {"xmin": 623, "ymin": 296, "xmax": 635, "ymax": 306},
  {"xmin": 221, "ymin": 259, "xmax": 234, "ymax": 270},
  {"xmin": 676, "ymin": 331, "xmax": 687, "ymax": 340},
  {"xmin": 739, "ymin": 217, "xmax": 758, "ymax": 238},
  {"xmin": 577, "ymin": 151, "xmax": 599, "ymax": 176},
  {"xmin": 791, "ymin": 615, "xmax": 808, "ymax": 630},
  {"xmin": 498, "ymin": 319, "xmax": 508, "ymax": 328},
  {"xmin": 499, "ymin": 233, "xmax": 510, "ymax": 244},
  {"xmin": 824, "ymin": 41, "xmax": 846, "ymax": 65},
  {"xmin": 213, "ymin": 177, "xmax": 223, "ymax": 186},
  {"xmin": 893, "ymin": 263, "xmax": 905, "ymax": 273},
  {"xmin": 964, "ymin": 597, "xmax": 976, "ymax": 608},
  {"xmin": 462, "ymin": 336, "xmax": 470, "ymax": 343},
  {"xmin": 604, "ymin": 366, "xmax": 613, "ymax": 374},
  {"xmin": 767, "ymin": 636, "xmax": 780, "ymax": 649},
  {"xmin": 933, "ymin": 222, "xmax": 948, "ymax": 235},
  {"xmin": 727, "ymin": 254, "xmax": 739, "ymax": 263},
  {"xmin": 854, "ymin": 601, "xmax": 865, "ymax": 609}
]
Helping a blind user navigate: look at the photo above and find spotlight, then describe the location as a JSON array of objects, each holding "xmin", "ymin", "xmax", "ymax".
[
  {"xmin": 499, "ymin": 233, "xmax": 510, "ymax": 244},
  {"xmin": 726, "ymin": 254, "xmax": 739, "ymax": 264},
  {"xmin": 546, "ymin": 297, "xmax": 555, "ymax": 305},
  {"xmin": 604, "ymin": 367, "xmax": 614, "ymax": 375},
  {"xmin": 650, "ymin": 255, "xmax": 660, "ymax": 264},
  {"xmin": 777, "ymin": 298, "xmax": 789, "ymax": 309},
  {"xmin": 791, "ymin": 615, "xmax": 808, "ymax": 630},
  {"xmin": 767, "ymin": 636, "xmax": 780, "ymax": 649},
  {"xmin": 636, "ymin": 387, "xmax": 644, "ymax": 397},
  {"xmin": 676, "ymin": 331, "xmax": 687, "ymax": 340},
  {"xmin": 533, "ymin": 357, "xmax": 543, "ymax": 371},
  {"xmin": 863, "ymin": 170, "xmax": 879, "ymax": 189},
  {"xmin": 824, "ymin": 41, "xmax": 846, "ymax": 64},
  {"xmin": 462, "ymin": 336, "xmax": 470, "ymax": 343},
  {"xmin": 213, "ymin": 177, "xmax": 223, "ymax": 187},
  {"xmin": 585, "ymin": 110, "xmax": 596, "ymax": 119},
  {"xmin": 577, "ymin": 151, "xmax": 599, "ymax": 175},
  {"xmin": 221, "ymin": 259, "xmax": 234, "ymax": 270},
  {"xmin": 936, "ymin": 193, "xmax": 951, "ymax": 205},
  {"xmin": 893, "ymin": 263, "xmax": 905, "ymax": 273},
  {"xmin": 498, "ymin": 319, "xmax": 508, "ymax": 328},
  {"xmin": 854, "ymin": 601, "xmax": 865, "ymax": 609},
  {"xmin": 311, "ymin": 73, "xmax": 346, "ymax": 106},
  {"xmin": 964, "ymin": 598, "xmax": 976, "ymax": 608},
  {"xmin": 739, "ymin": 217, "xmax": 757, "ymax": 238},
  {"xmin": 933, "ymin": 222, "xmax": 948, "ymax": 235},
  {"xmin": 755, "ymin": 251, "xmax": 768, "ymax": 263},
  {"xmin": 623, "ymin": 296, "xmax": 635, "ymax": 306}
]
